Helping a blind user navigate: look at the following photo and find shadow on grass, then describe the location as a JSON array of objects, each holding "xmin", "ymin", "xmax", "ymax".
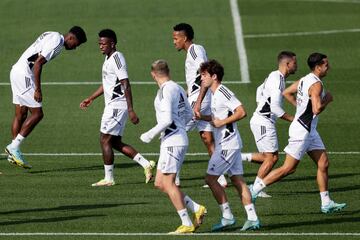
[
  {"xmin": 0, "ymin": 214, "xmax": 105, "ymax": 226},
  {"xmin": 261, "ymin": 216, "xmax": 360, "ymax": 230},
  {"xmin": 291, "ymin": 184, "xmax": 360, "ymax": 194},
  {"xmin": 0, "ymin": 202, "xmax": 148, "ymax": 215},
  {"xmin": 263, "ymin": 209, "xmax": 360, "ymax": 217},
  {"xmin": 29, "ymin": 162, "xmax": 140, "ymax": 174},
  {"xmin": 281, "ymin": 172, "xmax": 360, "ymax": 183}
]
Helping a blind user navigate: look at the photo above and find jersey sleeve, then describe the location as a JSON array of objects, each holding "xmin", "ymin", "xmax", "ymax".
[
  {"xmin": 267, "ymin": 74, "xmax": 285, "ymax": 117},
  {"xmin": 219, "ymin": 86, "xmax": 242, "ymax": 111},
  {"xmin": 145, "ymin": 85, "xmax": 174, "ymax": 139},
  {"xmin": 195, "ymin": 45, "xmax": 207, "ymax": 66},
  {"xmin": 256, "ymin": 82, "xmax": 265, "ymax": 104},
  {"xmin": 112, "ymin": 53, "xmax": 129, "ymax": 80},
  {"xmin": 40, "ymin": 33, "xmax": 62, "ymax": 61}
]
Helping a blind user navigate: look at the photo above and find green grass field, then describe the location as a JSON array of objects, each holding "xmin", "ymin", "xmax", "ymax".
[{"xmin": 0, "ymin": 0, "xmax": 360, "ymax": 239}]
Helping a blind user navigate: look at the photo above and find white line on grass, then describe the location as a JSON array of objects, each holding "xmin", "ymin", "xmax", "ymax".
[
  {"xmin": 244, "ymin": 28, "xmax": 360, "ymax": 39},
  {"xmin": 230, "ymin": 0, "xmax": 250, "ymax": 83},
  {"xmin": 294, "ymin": 0, "xmax": 360, "ymax": 3},
  {"xmin": 0, "ymin": 151, "xmax": 358, "ymax": 157},
  {"xmin": 0, "ymin": 81, "xmax": 249, "ymax": 86},
  {"xmin": 0, "ymin": 232, "xmax": 359, "ymax": 236}
]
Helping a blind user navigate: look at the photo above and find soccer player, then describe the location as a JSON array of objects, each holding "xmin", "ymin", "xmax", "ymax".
[
  {"xmin": 172, "ymin": 23, "xmax": 227, "ymax": 187},
  {"xmin": 5, "ymin": 26, "xmax": 87, "ymax": 169},
  {"xmin": 250, "ymin": 53, "xmax": 346, "ymax": 214},
  {"xmin": 80, "ymin": 29, "xmax": 155, "ymax": 186},
  {"xmin": 140, "ymin": 60, "xmax": 207, "ymax": 234},
  {"xmin": 241, "ymin": 51, "xmax": 297, "ymax": 198},
  {"xmin": 197, "ymin": 60, "xmax": 260, "ymax": 231}
]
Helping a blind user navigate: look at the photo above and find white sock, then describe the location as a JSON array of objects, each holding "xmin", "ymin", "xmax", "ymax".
[
  {"xmin": 253, "ymin": 176, "xmax": 262, "ymax": 185},
  {"xmin": 219, "ymin": 202, "xmax": 233, "ymax": 220},
  {"xmin": 244, "ymin": 203, "xmax": 258, "ymax": 221},
  {"xmin": 218, "ymin": 175, "xmax": 227, "ymax": 186},
  {"xmin": 177, "ymin": 208, "xmax": 193, "ymax": 227},
  {"xmin": 133, "ymin": 153, "xmax": 150, "ymax": 168},
  {"xmin": 320, "ymin": 191, "xmax": 331, "ymax": 206},
  {"xmin": 184, "ymin": 195, "xmax": 200, "ymax": 213},
  {"xmin": 241, "ymin": 153, "xmax": 252, "ymax": 162},
  {"xmin": 253, "ymin": 180, "xmax": 266, "ymax": 194},
  {"xmin": 10, "ymin": 134, "xmax": 25, "ymax": 149},
  {"xmin": 104, "ymin": 164, "xmax": 114, "ymax": 181}
]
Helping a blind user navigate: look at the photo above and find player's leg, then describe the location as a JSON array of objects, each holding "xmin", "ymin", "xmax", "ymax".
[
  {"xmin": 107, "ymin": 108, "xmax": 155, "ymax": 183},
  {"xmin": 200, "ymin": 130, "xmax": 228, "ymax": 188},
  {"xmin": 199, "ymin": 131, "xmax": 214, "ymax": 156},
  {"xmin": 92, "ymin": 133, "xmax": 115, "ymax": 187},
  {"xmin": 206, "ymin": 150, "xmax": 235, "ymax": 231},
  {"xmin": 251, "ymin": 154, "xmax": 299, "ymax": 199},
  {"xmin": 7, "ymin": 104, "xmax": 27, "ymax": 165},
  {"xmin": 308, "ymin": 148, "xmax": 346, "ymax": 213},
  {"xmin": 228, "ymin": 150, "xmax": 260, "ymax": 230},
  {"xmin": 11, "ymin": 105, "xmax": 28, "ymax": 138},
  {"xmin": 6, "ymin": 106, "xmax": 42, "ymax": 169},
  {"xmin": 230, "ymin": 175, "xmax": 260, "ymax": 230},
  {"xmin": 156, "ymin": 145, "xmax": 195, "ymax": 234},
  {"xmin": 18, "ymin": 107, "xmax": 44, "ymax": 137},
  {"xmin": 112, "ymin": 136, "xmax": 155, "ymax": 183}
]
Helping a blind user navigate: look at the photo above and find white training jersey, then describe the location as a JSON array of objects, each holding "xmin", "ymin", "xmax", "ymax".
[
  {"xmin": 185, "ymin": 43, "xmax": 211, "ymax": 101},
  {"xmin": 13, "ymin": 32, "xmax": 64, "ymax": 75},
  {"xmin": 211, "ymin": 84, "xmax": 243, "ymax": 150},
  {"xmin": 102, "ymin": 51, "xmax": 129, "ymax": 109},
  {"xmin": 289, "ymin": 73, "xmax": 325, "ymax": 139},
  {"xmin": 254, "ymin": 70, "xmax": 286, "ymax": 124},
  {"xmin": 154, "ymin": 80, "xmax": 192, "ymax": 147}
]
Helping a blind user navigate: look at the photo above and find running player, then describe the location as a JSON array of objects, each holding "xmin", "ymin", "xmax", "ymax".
[
  {"xmin": 242, "ymin": 51, "xmax": 297, "ymax": 197},
  {"xmin": 140, "ymin": 60, "xmax": 207, "ymax": 234},
  {"xmin": 198, "ymin": 60, "xmax": 260, "ymax": 231},
  {"xmin": 250, "ymin": 53, "xmax": 346, "ymax": 214}
]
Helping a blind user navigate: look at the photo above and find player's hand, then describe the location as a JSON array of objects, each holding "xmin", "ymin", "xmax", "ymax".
[
  {"xmin": 140, "ymin": 132, "xmax": 152, "ymax": 143},
  {"xmin": 324, "ymin": 91, "xmax": 333, "ymax": 103},
  {"xmin": 34, "ymin": 89, "xmax": 42, "ymax": 102},
  {"xmin": 129, "ymin": 110, "xmax": 139, "ymax": 124},
  {"xmin": 80, "ymin": 98, "xmax": 92, "ymax": 109},
  {"xmin": 211, "ymin": 118, "xmax": 224, "ymax": 128}
]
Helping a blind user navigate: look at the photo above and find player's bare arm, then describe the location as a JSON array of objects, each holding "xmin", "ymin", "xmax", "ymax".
[
  {"xmin": 80, "ymin": 85, "xmax": 104, "ymax": 109},
  {"xmin": 283, "ymin": 80, "xmax": 299, "ymax": 107},
  {"xmin": 212, "ymin": 105, "xmax": 246, "ymax": 128},
  {"xmin": 194, "ymin": 83, "xmax": 209, "ymax": 120},
  {"xmin": 280, "ymin": 112, "xmax": 294, "ymax": 122},
  {"xmin": 309, "ymin": 82, "xmax": 333, "ymax": 115},
  {"xmin": 121, "ymin": 78, "xmax": 139, "ymax": 124},
  {"xmin": 33, "ymin": 55, "xmax": 47, "ymax": 103}
]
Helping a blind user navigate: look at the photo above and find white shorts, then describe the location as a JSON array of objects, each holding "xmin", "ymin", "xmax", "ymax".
[
  {"xmin": 10, "ymin": 67, "xmax": 42, "ymax": 108},
  {"xmin": 284, "ymin": 130, "xmax": 325, "ymax": 160},
  {"xmin": 100, "ymin": 107, "xmax": 128, "ymax": 136},
  {"xmin": 207, "ymin": 148, "xmax": 243, "ymax": 176},
  {"xmin": 250, "ymin": 115, "xmax": 278, "ymax": 153},
  {"xmin": 157, "ymin": 145, "xmax": 187, "ymax": 174},
  {"xmin": 186, "ymin": 95, "xmax": 213, "ymax": 132}
]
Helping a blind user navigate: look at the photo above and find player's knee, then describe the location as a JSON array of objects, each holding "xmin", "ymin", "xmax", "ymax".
[
  {"xmin": 200, "ymin": 132, "xmax": 213, "ymax": 145},
  {"xmin": 205, "ymin": 175, "xmax": 216, "ymax": 186},
  {"xmin": 318, "ymin": 158, "xmax": 329, "ymax": 171},
  {"xmin": 100, "ymin": 135, "xmax": 111, "ymax": 146},
  {"xmin": 272, "ymin": 154, "xmax": 279, "ymax": 163},
  {"xmin": 35, "ymin": 111, "xmax": 44, "ymax": 121},
  {"xmin": 154, "ymin": 181, "xmax": 163, "ymax": 191}
]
